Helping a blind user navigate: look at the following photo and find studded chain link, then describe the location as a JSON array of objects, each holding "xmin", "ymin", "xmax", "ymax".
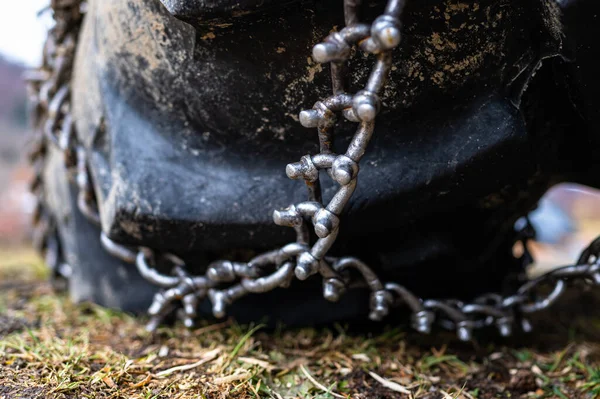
[
  {"xmin": 29, "ymin": 0, "xmax": 600, "ymax": 341},
  {"xmin": 26, "ymin": 0, "xmax": 88, "ymax": 289}
]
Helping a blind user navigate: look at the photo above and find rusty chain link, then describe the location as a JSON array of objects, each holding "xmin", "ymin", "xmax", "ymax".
[{"xmin": 30, "ymin": 0, "xmax": 600, "ymax": 341}]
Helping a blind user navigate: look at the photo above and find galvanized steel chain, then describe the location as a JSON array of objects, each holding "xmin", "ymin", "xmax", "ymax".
[
  {"xmin": 27, "ymin": 0, "xmax": 88, "ymax": 288},
  {"xmin": 119, "ymin": 0, "xmax": 411, "ymax": 331},
  {"xmin": 29, "ymin": 0, "xmax": 600, "ymax": 341}
]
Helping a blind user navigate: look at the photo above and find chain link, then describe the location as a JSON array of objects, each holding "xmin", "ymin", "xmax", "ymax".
[
  {"xmin": 27, "ymin": 0, "xmax": 86, "ymax": 289},
  {"xmin": 30, "ymin": 0, "xmax": 600, "ymax": 341}
]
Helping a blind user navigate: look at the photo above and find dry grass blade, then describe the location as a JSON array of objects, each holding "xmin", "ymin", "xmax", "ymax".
[
  {"xmin": 213, "ymin": 371, "xmax": 252, "ymax": 385},
  {"xmin": 368, "ymin": 371, "xmax": 411, "ymax": 394},
  {"xmin": 129, "ymin": 373, "xmax": 152, "ymax": 388},
  {"xmin": 102, "ymin": 376, "xmax": 116, "ymax": 388},
  {"xmin": 440, "ymin": 389, "xmax": 455, "ymax": 399},
  {"xmin": 238, "ymin": 356, "xmax": 274, "ymax": 370},
  {"xmin": 156, "ymin": 348, "xmax": 221, "ymax": 377},
  {"xmin": 300, "ymin": 364, "xmax": 346, "ymax": 399}
]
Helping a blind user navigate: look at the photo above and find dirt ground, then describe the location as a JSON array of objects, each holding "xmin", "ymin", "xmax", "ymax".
[{"xmin": 1, "ymin": 248, "xmax": 600, "ymax": 399}]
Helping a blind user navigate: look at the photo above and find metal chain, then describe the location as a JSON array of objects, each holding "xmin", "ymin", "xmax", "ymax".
[
  {"xmin": 26, "ymin": 0, "xmax": 86, "ymax": 289},
  {"xmin": 29, "ymin": 0, "xmax": 600, "ymax": 341}
]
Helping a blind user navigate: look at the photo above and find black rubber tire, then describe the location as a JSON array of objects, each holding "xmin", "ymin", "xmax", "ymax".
[
  {"xmin": 43, "ymin": 145, "xmax": 156, "ymax": 313},
  {"xmin": 42, "ymin": 145, "xmax": 381, "ymax": 326}
]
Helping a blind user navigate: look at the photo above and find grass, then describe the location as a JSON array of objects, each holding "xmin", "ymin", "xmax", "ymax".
[{"xmin": 1, "ymin": 247, "xmax": 600, "ymax": 398}]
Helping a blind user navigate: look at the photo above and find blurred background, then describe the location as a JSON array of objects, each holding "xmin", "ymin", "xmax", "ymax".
[
  {"xmin": 0, "ymin": 1, "xmax": 54, "ymax": 277},
  {"xmin": 0, "ymin": 1, "xmax": 598, "ymax": 278}
]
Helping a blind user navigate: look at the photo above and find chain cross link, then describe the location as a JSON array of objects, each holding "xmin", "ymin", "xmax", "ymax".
[{"xmin": 29, "ymin": 0, "xmax": 600, "ymax": 341}]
